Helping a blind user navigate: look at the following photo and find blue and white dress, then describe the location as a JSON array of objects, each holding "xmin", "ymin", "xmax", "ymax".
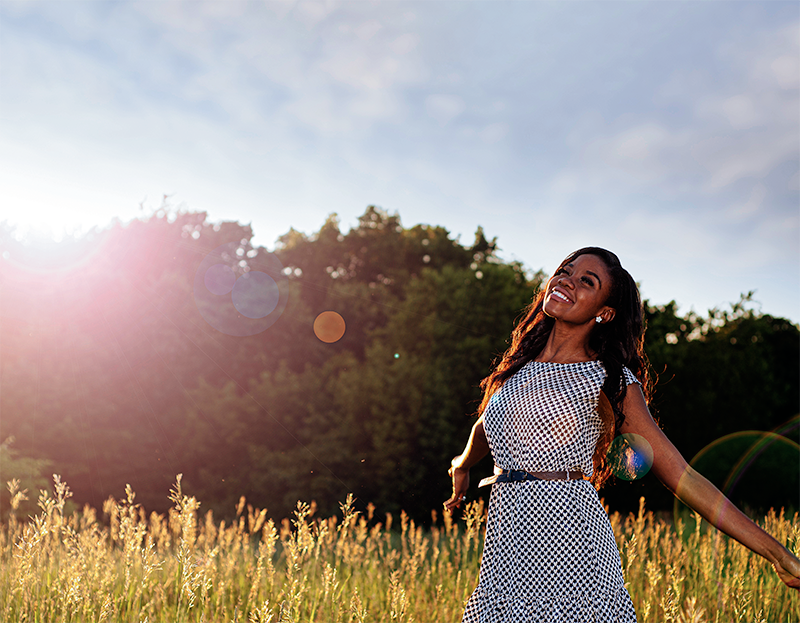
[{"xmin": 462, "ymin": 360, "xmax": 639, "ymax": 623}]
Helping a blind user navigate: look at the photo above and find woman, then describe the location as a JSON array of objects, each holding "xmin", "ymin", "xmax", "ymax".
[{"xmin": 444, "ymin": 247, "xmax": 800, "ymax": 622}]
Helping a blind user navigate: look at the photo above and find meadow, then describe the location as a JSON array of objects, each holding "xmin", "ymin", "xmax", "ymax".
[{"xmin": 1, "ymin": 475, "xmax": 798, "ymax": 623}]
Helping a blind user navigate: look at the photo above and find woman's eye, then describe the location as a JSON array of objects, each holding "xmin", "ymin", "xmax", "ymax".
[{"xmin": 581, "ymin": 276, "xmax": 594, "ymax": 286}]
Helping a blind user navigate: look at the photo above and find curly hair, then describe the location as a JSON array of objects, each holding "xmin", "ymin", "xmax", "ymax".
[{"xmin": 477, "ymin": 247, "xmax": 652, "ymax": 489}]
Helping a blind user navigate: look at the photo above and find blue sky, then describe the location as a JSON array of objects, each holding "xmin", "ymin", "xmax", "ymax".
[{"xmin": 1, "ymin": 1, "xmax": 798, "ymax": 321}]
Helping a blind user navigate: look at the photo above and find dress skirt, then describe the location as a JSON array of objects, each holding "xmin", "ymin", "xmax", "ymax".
[{"xmin": 462, "ymin": 479, "xmax": 637, "ymax": 623}]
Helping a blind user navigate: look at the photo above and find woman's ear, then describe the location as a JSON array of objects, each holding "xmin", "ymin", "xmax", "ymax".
[{"xmin": 599, "ymin": 307, "xmax": 616, "ymax": 324}]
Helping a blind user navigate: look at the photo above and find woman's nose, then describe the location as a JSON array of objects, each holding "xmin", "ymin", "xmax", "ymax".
[{"xmin": 558, "ymin": 276, "xmax": 573, "ymax": 288}]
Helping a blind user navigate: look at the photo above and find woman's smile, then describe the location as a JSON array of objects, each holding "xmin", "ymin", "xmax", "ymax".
[{"xmin": 549, "ymin": 287, "xmax": 573, "ymax": 304}]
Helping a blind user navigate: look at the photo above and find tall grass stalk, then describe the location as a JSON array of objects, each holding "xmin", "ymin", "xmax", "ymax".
[{"xmin": 1, "ymin": 476, "xmax": 798, "ymax": 622}]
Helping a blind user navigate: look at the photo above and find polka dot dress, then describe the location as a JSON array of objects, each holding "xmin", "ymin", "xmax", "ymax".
[{"xmin": 462, "ymin": 360, "xmax": 639, "ymax": 623}]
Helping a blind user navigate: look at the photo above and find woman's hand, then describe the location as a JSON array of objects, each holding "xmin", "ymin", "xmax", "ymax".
[
  {"xmin": 444, "ymin": 456, "xmax": 470, "ymax": 513},
  {"xmin": 444, "ymin": 417, "xmax": 489, "ymax": 513},
  {"xmin": 620, "ymin": 385, "xmax": 800, "ymax": 593},
  {"xmin": 773, "ymin": 550, "xmax": 800, "ymax": 590}
]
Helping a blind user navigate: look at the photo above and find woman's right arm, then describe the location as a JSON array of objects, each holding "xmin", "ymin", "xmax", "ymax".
[{"xmin": 444, "ymin": 415, "xmax": 490, "ymax": 512}]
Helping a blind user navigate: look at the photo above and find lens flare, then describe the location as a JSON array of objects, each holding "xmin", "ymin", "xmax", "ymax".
[
  {"xmin": 607, "ymin": 433, "xmax": 653, "ymax": 481},
  {"xmin": 193, "ymin": 242, "xmax": 288, "ymax": 336},
  {"xmin": 313, "ymin": 311, "xmax": 346, "ymax": 343},
  {"xmin": 204, "ymin": 263, "xmax": 236, "ymax": 295},
  {"xmin": 232, "ymin": 271, "xmax": 280, "ymax": 319},
  {"xmin": 673, "ymin": 420, "xmax": 800, "ymax": 527}
]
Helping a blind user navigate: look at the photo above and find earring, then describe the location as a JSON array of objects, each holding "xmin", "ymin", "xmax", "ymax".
[{"xmin": 595, "ymin": 316, "xmax": 602, "ymax": 323}]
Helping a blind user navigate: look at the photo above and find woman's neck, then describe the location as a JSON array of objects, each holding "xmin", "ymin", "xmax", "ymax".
[{"xmin": 535, "ymin": 323, "xmax": 596, "ymax": 363}]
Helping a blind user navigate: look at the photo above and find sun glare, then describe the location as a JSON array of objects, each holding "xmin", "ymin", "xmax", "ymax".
[
  {"xmin": 3, "ymin": 201, "xmax": 132, "ymax": 242},
  {"xmin": 2, "ymin": 201, "xmax": 109, "ymax": 266},
  {"xmin": 0, "ymin": 162, "xmax": 145, "ymax": 246}
]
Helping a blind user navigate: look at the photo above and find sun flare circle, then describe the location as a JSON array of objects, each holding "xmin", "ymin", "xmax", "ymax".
[
  {"xmin": 607, "ymin": 433, "xmax": 654, "ymax": 481},
  {"xmin": 193, "ymin": 242, "xmax": 288, "ymax": 336}
]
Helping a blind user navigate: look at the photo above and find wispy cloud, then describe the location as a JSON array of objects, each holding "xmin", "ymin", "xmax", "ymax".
[{"xmin": 540, "ymin": 17, "xmax": 798, "ymax": 275}]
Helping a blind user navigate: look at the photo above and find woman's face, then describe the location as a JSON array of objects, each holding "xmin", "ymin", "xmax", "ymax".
[{"xmin": 543, "ymin": 254, "xmax": 615, "ymax": 325}]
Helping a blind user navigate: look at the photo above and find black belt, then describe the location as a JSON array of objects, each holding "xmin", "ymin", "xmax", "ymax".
[{"xmin": 478, "ymin": 468, "xmax": 585, "ymax": 488}]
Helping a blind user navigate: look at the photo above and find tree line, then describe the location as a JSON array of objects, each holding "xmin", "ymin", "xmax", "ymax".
[{"xmin": 1, "ymin": 207, "xmax": 797, "ymax": 522}]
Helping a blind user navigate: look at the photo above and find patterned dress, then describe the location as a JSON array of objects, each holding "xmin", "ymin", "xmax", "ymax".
[{"xmin": 462, "ymin": 360, "xmax": 639, "ymax": 623}]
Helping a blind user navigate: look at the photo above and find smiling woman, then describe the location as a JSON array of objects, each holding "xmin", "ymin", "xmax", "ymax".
[
  {"xmin": 544, "ymin": 254, "xmax": 616, "ymax": 328},
  {"xmin": 445, "ymin": 247, "xmax": 800, "ymax": 623}
]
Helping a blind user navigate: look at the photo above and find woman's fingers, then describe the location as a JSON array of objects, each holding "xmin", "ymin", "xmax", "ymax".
[
  {"xmin": 443, "ymin": 493, "xmax": 465, "ymax": 513},
  {"xmin": 444, "ymin": 480, "xmax": 467, "ymax": 511},
  {"xmin": 444, "ymin": 490, "xmax": 468, "ymax": 512}
]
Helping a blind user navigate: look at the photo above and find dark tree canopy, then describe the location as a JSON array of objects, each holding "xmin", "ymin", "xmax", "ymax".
[{"xmin": 0, "ymin": 208, "xmax": 796, "ymax": 522}]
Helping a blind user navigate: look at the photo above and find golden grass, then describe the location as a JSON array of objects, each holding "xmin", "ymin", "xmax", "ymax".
[{"xmin": 1, "ymin": 475, "xmax": 798, "ymax": 622}]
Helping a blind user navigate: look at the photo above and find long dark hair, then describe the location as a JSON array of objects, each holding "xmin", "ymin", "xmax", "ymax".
[{"xmin": 478, "ymin": 247, "xmax": 652, "ymax": 488}]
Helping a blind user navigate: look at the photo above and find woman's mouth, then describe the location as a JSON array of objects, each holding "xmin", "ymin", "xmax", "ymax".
[{"xmin": 551, "ymin": 288, "xmax": 572, "ymax": 303}]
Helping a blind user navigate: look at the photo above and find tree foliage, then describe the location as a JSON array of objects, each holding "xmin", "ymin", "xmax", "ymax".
[{"xmin": 0, "ymin": 208, "xmax": 796, "ymax": 522}]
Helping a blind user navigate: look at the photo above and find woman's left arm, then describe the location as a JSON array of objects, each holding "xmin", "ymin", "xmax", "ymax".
[{"xmin": 619, "ymin": 384, "xmax": 800, "ymax": 590}]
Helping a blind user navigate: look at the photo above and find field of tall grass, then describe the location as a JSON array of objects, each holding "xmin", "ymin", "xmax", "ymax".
[{"xmin": 1, "ymin": 475, "xmax": 798, "ymax": 622}]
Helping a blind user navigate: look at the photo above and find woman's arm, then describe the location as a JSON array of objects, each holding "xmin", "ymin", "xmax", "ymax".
[
  {"xmin": 619, "ymin": 385, "xmax": 800, "ymax": 590},
  {"xmin": 444, "ymin": 415, "xmax": 490, "ymax": 512}
]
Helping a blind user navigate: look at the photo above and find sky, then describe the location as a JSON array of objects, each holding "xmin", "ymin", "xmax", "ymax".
[{"xmin": 1, "ymin": 0, "xmax": 798, "ymax": 321}]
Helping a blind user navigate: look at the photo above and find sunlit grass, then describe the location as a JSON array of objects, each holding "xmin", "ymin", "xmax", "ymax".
[{"xmin": 1, "ymin": 475, "xmax": 798, "ymax": 622}]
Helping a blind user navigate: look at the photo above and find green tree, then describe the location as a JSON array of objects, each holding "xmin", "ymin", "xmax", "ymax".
[
  {"xmin": 603, "ymin": 296, "xmax": 800, "ymax": 515},
  {"xmin": 1, "ymin": 209, "xmax": 796, "ymax": 522}
]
